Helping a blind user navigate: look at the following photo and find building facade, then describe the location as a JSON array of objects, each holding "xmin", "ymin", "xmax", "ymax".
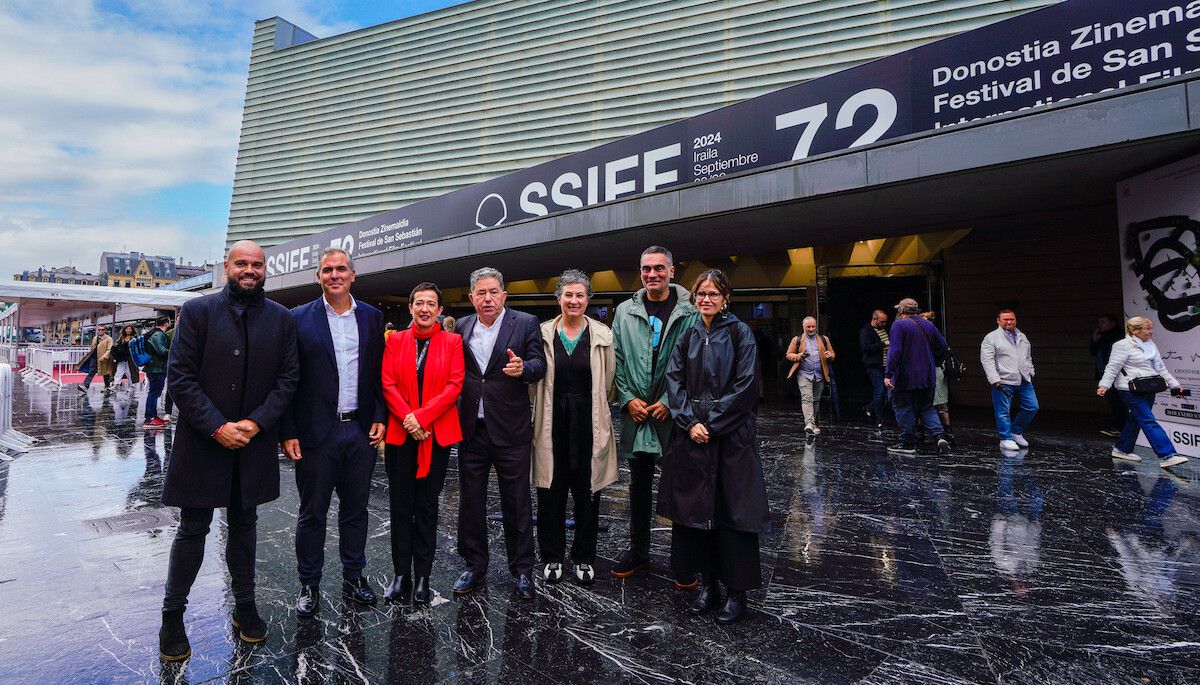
[
  {"xmin": 228, "ymin": 0, "xmax": 1053, "ymax": 247},
  {"xmin": 100, "ymin": 252, "xmax": 178, "ymax": 289},
  {"xmin": 13, "ymin": 266, "xmax": 101, "ymax": 286}
]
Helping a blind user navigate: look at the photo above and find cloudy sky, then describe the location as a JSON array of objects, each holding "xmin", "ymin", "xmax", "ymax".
[{"xmin": 0, "ymin": 0, "xmax": 463, "ymax": 279}]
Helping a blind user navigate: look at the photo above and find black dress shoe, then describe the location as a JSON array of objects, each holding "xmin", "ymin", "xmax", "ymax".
[
  {"xmin": 689, "ymin": 581, "xmax": 722, "ymax": 615},
  {"xmin": 296, "ymin": 584, "xmax": 320, "ymax": 618},
  {"xmin": 453, "ymin": 569, "xmax": 485, "ymax": 595},
  {"xmin": 385, "ymin": 575, "xmax": 412, "ymax": 604},
  {"xmin": 232, "ymin": 602, "xmax": 268, "ymax": 643},
  {"xmin": 515, "ymin": 571, "xmax": 536, "ymax": 600},
  {"xmin": 716, "ymin": 590, "xmax": 747, "ymax": 624},
  {"xmin": 413, "ymin": 576, "xmax": 432, "ymax": 604},
  {"xmin": 158, "ymin": 610, "xmax": 191, "ymax": 661},
  {"xmin": 343, "ymin": 577, "xmax": 378, "ymax": 606}
]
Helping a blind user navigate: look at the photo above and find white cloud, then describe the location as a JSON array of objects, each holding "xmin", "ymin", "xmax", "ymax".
[{"xmin": 0, "ymin": 1, "xmax": 363, "ymax": 279}]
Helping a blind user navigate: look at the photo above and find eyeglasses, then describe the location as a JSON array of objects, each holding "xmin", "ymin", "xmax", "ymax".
[{"xmin": 695, "ymin": 291, "xmax": 724, "ymax": 301}]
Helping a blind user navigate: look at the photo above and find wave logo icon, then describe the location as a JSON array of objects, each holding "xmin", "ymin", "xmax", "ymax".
[{"xmin": 475, "ymin": 193, "xmax": 508, "ymax": 230}]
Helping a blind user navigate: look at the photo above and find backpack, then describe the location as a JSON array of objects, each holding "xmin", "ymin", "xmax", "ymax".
[
  {"xmin": 129, "ymin": 332, "xmax": 152, "ymax": 366},
  {"xmin": 942, "ymin": 348, "xmax": 969, "ymax": 382}
]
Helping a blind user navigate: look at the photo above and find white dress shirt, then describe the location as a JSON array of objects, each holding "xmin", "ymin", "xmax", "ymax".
[
  {"xmin": 468, "ymin": 307, "xmax": 506, "ymax": 419},
  {"xmin": 324, "ymin": 295, "xmax": 359, "ymax": 413}
]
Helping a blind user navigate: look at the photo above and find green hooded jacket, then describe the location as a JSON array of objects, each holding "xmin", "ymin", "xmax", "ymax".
[{"xmin": 612, "ymin": 283, "xmax": 698, "ymax": 460}]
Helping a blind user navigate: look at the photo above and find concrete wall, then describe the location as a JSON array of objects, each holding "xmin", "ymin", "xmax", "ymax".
[{"xmin": 943, "ymin": 207, "xmax": 1123, "ymax": 414}]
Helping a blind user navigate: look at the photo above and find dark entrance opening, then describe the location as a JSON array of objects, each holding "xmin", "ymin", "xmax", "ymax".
[{"xmin": 821, "ymin": 272, "xmax": 936, "ymax": 419}]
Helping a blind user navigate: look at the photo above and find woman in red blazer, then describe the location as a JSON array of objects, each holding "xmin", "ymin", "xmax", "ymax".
[{"xmin": 381, "ymin": 282, "xmax": 464, "ymax": 605}]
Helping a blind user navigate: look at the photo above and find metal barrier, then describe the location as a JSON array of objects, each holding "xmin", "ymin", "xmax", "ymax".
[
  {"xmin": 0, "ymin": 343, "xmax": 16, "ymax": 364},
  {"xmin": 22, "ymin": 348, "xmax": 61, "ymax": 389},
  {"xmin": 0, "ymin": 363, "xmax": 33, "ymax": 453}
]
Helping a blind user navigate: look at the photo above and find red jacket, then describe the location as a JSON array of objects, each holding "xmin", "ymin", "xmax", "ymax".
[{"xmin": 382, "ymin": 328, "xmax": 464, "ymax": 475}]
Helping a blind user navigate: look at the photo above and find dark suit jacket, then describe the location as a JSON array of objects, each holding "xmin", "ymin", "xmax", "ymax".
[
  {"xmin": 280, "ymin": 297, "xmax": 386, "ymax": 448},
  {"xmin": 457, "ymin": 308, "xmax": 546, "ymax": 447},
  {"xmin": 163, "ymin": 286, "xmax": 299, "ymax": 509}
]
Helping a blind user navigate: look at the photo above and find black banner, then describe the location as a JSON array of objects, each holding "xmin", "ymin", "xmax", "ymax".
[{"xmin": 266, "ymin": 0, "xmax": 1200, "ymax": 276}]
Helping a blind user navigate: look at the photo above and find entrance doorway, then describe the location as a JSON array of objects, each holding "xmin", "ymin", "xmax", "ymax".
[{"xmin": 818, "ymin": 264, "xmax": 943, "ymax": 417}]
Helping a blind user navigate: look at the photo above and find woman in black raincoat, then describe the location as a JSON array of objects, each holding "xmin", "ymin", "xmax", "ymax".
[{"xmin": 657, "ymin": 268, "xmax": 770, "ymax": 624}]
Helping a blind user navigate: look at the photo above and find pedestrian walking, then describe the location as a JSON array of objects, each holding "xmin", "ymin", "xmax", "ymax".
[
  {"xmin": 786, "ymin": 316, "xmax": 834, "ymax": 435},
  {"xmin": 452, "ymin": 267, "xmax": 547, "ymax": 599},
  {"xmin": 981, "ymin": 309, "xmax": 1038, "ymax": 451},
  {"xmin": 859, "ymin": 309, "xmax": 889, "ymax": 429},
  {"xmin": 532, "ymin": 270, "xmax": 618, "ymax": 587},
  {"xmin": 610, "ymin": 246, "xmax": 698, "ymax": 584},
  {"xmin": 78, "ymin": 325, "xmax": 113, "ymax": 393},
  {"xmin": 884, "ymin": 298, "xmax": 950, "ymax": 455},
  {"xmin": 658, "ymin": 268, "xmax": 770, "ymax": 624},
  {"xmin": 920, "ymin": 312, "xmax": 952, "ymax": 436},
  {"xmin": 142, "ymin": 317, "xmax": 171, "ymax": 428},
  {"xmin": 381, "ymin": 282, "xmax": 463, "ymax": 605},
  {"xmin": 1098, "ymin": 316, "xmax": 1189, "ymax": 469},
  {"xmin": 280, "ymin": 248, "xmax": 387, "ymax": 618},
  {"xmin": 112, "ymin": 325, "xmax": 140, "ymax": 388},
  {"xmin": 158, "ymin": 240, "xmax": 299, "ymax": 662},
  {"xmin": 1091, "ymin": 313, "xmax": 1125, "ymax": 436}
]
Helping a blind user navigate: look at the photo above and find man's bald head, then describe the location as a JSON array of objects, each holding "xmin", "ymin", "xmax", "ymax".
[{"xmin": 225, "ymin": 240, "xmax": 267, "ymax": 296}]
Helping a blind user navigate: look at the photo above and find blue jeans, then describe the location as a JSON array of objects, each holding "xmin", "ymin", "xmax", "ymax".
[
  {"xmin": 865, "ymin": 367, "xmax": 886, "ymax": 422},
  {"xmin": 991, "ymin": 380, "xmax": 1038, "ymax": 439},
  {"xmin": 1115, "ymin": 390, "xmax": 1176, "ymax": 457},
  {"xmin": 892, "ymin": 388, "xmax": 942, "ymax": 446},
  {"xmin": 145, "ymin": 371, "xmax": 166, "ymax": 421}
]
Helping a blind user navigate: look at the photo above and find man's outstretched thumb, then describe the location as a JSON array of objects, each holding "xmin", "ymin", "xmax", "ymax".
[{"xmin": 507, "ymin": 348, "xmax": 516, "ymax": 360}]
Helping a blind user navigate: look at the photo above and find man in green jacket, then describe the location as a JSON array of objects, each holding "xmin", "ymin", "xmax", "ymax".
[
  {"xmin": 143, "ymin": 316, "xmax": 171, "ymax": 428},
  {"xmin": 611, "ymin": 245, "xmax": 697, "ymax": 581}
]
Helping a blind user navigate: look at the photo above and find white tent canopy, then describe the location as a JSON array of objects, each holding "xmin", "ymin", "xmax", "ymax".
[{"xmin": 0, "ymin": 281, "xmax": 202, "ymax": 328}]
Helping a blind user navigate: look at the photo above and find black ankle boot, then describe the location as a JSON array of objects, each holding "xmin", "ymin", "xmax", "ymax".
[
  {"xmin": 232, "ymin": 602, "xmax": 267, "ymax": 643},
  {"xmin": 716, "ymin": 590, "xmax": 747, "ymax": 624},
  {"xmin": 413, "ymin": 576, "xmax": 432, "ymax": 604},
  {"xmin": 159, "ymin": 610, "xmax": 191, "ymax": 661},
  {"xmin": 688, "ymin": 580, "xmax": 721, "ymax": 615},
  {"xmin": 385, "ymin": 575, "xmax": 412, "ymax": 603}
]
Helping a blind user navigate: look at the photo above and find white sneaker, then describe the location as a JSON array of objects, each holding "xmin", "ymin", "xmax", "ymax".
[
  {"xmin": 1111, "ymin": 448, "xmax": 1142, "ymax": 462},
  {"xmin": 999, "ymin": 439, "xmax": 1019, "ymax": 451},
  {"xmin": 574, "ymin": 563, "xmax": 595, "ymax": 585},
  {"xmin": 811, "ymin": 425, "xmax": 821, "ymax": 435},
  {"xmin": 1160, "ymin": 455, "xmax": 1189, "ymax": 469},
  {"xmin": 804, "ymin": 424, "xmax": 815, "ymax": 435},
  {"xmin": 1012, "ymin": 434, "xmax": 1029, "ymax": 448},
  {"xmin": 542, "ymin": 562, "xmax": 563, "ymax": 584}
]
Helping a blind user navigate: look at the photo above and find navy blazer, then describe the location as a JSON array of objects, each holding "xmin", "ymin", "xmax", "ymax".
[
  {"xmin": 457, "ymin": 308, "xmax": 546, "ymax": 447},
  {"xmin": 281, "ymin": 297, "xmax": 386, "ymax": 448}
]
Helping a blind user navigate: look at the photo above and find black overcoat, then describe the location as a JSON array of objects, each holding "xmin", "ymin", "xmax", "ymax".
[
  {"xmin": 656, "ymin": 313, "xmax": 771, "ymax": 533},
  {"xmin": 163, "ymin": 286, "xmax": 299, "ymax": 509}
]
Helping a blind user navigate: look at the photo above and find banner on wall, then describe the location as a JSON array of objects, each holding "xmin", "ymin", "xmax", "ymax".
[
  {"xmin": 1116, "ymin": 154, "xmax": 1200, "ymax": 457},
  {"xmin": 265, "ymin": 0, "xmax": 1200, "ymax": 277}
]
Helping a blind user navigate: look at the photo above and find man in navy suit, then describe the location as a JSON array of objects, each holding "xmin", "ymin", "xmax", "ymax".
[
  {"xmin": 453, "ymin": 267, "xmax": 547, "ymax": 599},
  {"xmin": 280, "ymin": 248, "xmax": 387, "ymax": 618}
]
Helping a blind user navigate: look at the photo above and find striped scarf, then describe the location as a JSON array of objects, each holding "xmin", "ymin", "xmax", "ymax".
[{"xmin": 874, "ymin": 327, "xmax": 890, "ymax": 347}]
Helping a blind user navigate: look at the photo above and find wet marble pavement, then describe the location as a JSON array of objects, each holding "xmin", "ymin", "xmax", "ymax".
[{"xmin": 1, "ymin": 382, "xmax": 1199, "ymax": 684}]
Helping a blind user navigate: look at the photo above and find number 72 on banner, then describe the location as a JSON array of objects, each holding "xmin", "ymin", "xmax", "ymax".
[{"xmin": 775, "ymin": 88, "xmax": 899, "ymax": 160}]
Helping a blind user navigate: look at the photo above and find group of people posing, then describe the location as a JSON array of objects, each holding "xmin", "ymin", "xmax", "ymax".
[{"xmin": 157, "ymin": 241, "xmax": 769, "ymax": 662}]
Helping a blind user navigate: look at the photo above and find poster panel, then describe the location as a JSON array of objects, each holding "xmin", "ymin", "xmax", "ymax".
[{"xmin": 1116, "ymin": 154, "xmax": 1200, "ymax": 457}]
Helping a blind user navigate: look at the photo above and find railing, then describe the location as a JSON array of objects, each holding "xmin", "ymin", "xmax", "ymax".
[
  {"xmin": 0, "ymin": 343, "xmax": 16, "ymax": 365},
  {"xmin": 0, "ymin": 363, "xmax": 33, "ymax": 454},
  {"xmin": 22, "ymin": 348, "xmax": 61, "ymax": 388}
]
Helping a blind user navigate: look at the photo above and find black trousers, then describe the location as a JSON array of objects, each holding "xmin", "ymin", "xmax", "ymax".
[
  {"xmin": 163, "ymin": 505, "xmax": 258, "ymax": 612},
  {"xmin": 294, "ymin": 420, "xmax": 377, "ymax": 586},
  {"xmin": 670, "ymin": 524, "xmax": 762, "ymax": 591},
  {"xmin": 536, "ymin": 457, "xmax": 601, "ymax": 565},
  {"xmin": 385, "ymin": 440, "xmax": 450, "ymax": 577},
  {"xmin": 627, "ymin": 451, "xmax": 657, "ymax": 559},
  {"xmin": 457, "ymin": 420, "xmax": 536, "ymax": 576}
]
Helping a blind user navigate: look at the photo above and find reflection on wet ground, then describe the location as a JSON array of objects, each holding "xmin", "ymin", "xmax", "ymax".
[{"xmin": 0, "ymin": 382, "xmax": 1198, "ymax": 683}]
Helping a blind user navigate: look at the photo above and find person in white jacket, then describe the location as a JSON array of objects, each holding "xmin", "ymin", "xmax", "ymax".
[
  {"xmin": 1097, "ymin": 317, "xmax": 1188, "ymax": 469},
  {"xmin": 981, "ymin": 310, "xmax": 1038, "ymax": 451}
]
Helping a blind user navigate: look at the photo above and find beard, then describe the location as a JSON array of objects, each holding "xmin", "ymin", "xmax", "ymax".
[{"xmin": 226, "ymin": 273, "xmax": 265, "ymax": 298}]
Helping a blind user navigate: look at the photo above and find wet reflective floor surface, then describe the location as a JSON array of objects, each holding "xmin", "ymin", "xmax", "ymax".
[{"xmin": 1, "ymin": 382, "xmax": 1198, "ymax": 684}]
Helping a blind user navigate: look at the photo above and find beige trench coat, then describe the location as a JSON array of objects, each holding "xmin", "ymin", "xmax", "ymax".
[
  {"xmin": 531, "ymin": 315, "xmax": 618, "ymax": 493},
  {"xmin": 92, "ymin": 334, "xmax": 116, "ymax": 376}
]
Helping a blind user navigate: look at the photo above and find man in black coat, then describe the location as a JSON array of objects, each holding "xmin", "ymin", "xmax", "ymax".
[
  {"xmin": 158, "ymin": 240, "xmax": 299, "ymax": 662},
  {"xmin": 452, "ymin": 267, "xmax": 546, "ymax": 599},
  {"xmin": 859, "ymin": 309, "xmax": 890, "ymax": 429},
  {"xmin": 279, "ymin": 248, "xmax": 386, "ymax": 618}
]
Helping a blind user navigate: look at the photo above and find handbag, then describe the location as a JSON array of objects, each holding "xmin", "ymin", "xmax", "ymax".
[{"xmin": 1122, "ymin": 369, "xmax": 1167, "ymax": 394}]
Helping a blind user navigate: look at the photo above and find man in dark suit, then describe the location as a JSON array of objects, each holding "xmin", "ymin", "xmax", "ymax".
[
  {"xmin": 280, "ymin": 247, "xmax": 387, "ymax": 618},
  {"xmin": 453, "ymin": 267, "xmax": 546, "ymax": 599},
  {"xmin": 159, "ymin": 240, "xmax": 299, "ymax": 662}
]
